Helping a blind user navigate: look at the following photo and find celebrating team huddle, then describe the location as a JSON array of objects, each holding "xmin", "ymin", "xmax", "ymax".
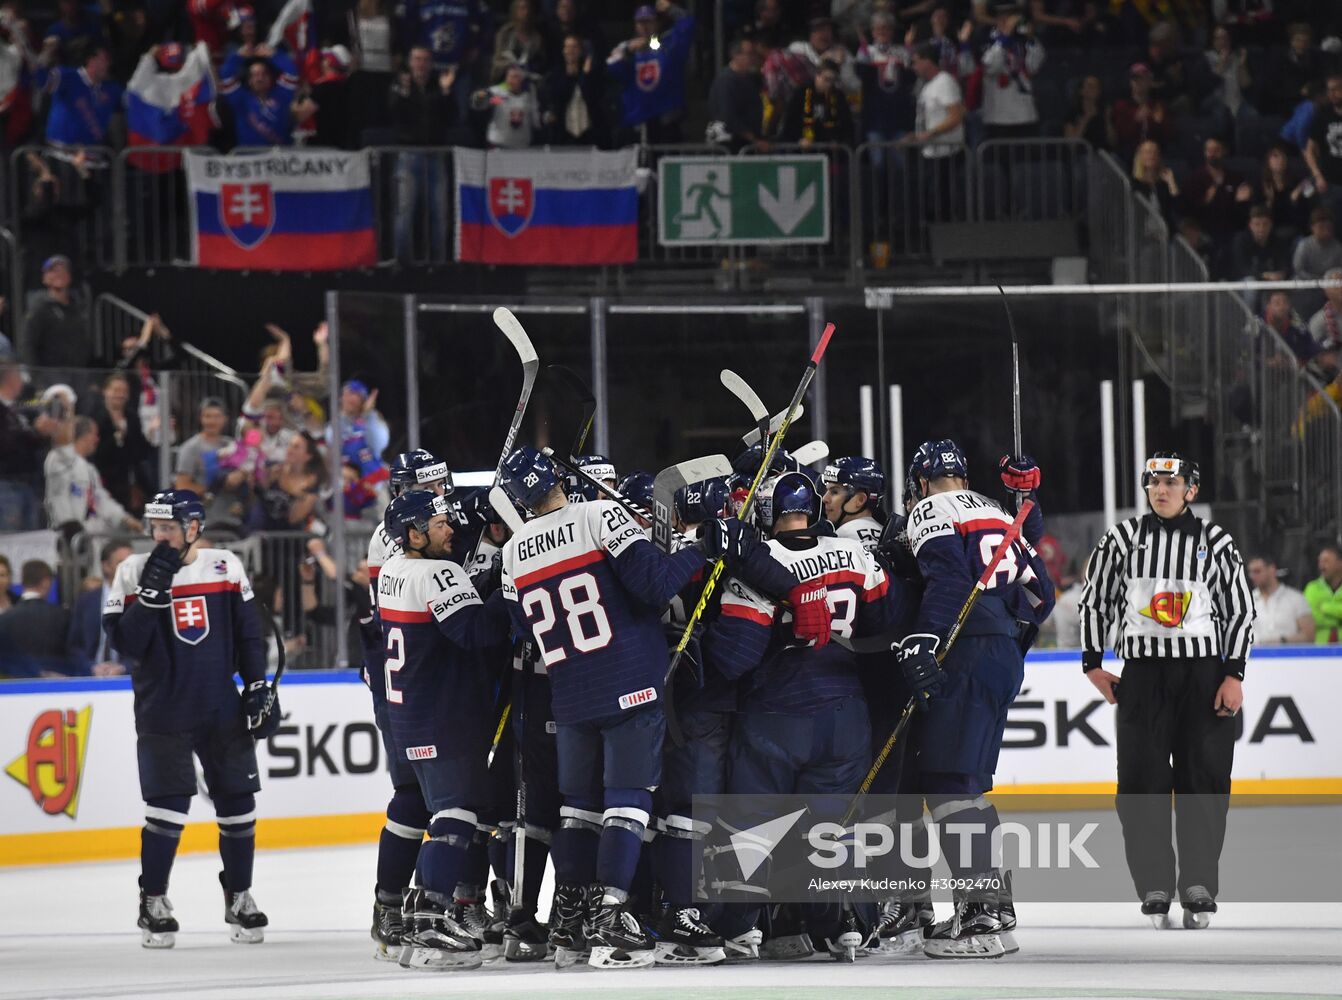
[{"xmin": 108, "ymin": 315, "xmax": 1058, "ymax": 969}]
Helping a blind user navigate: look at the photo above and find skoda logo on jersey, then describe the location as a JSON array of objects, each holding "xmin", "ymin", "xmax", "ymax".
[
  {"xmin": 636, "ymin": 59, "xmax": 661, "ymax": 92},
  {"xmin": 172, "ymin": 596, "xmax": 211, "ymax": 645},
  {"xmin": 488, "ymin": 177, "xmax": 535, "ymax": 237},
  {"xmin": 219, "ymin": 182, "xmax": 275, "ymax": 250}
]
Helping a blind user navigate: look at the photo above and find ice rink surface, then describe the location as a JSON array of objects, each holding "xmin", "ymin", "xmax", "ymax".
[{"xmin": 4, "ymin": 844, "xmax": 1340, "ymax": 1000}]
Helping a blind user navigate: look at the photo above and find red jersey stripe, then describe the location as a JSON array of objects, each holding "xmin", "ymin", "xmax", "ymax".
[
  {"xmin": 380, "ymin": 606, "xmax": 433, "ymax": 623},
  {"xmin": 721, "ymin": 603, "xmax": 774, "ymax": 627},
  {"xmin": 514, "ymin": 549, "xmax": 606, "ymax": 589}
]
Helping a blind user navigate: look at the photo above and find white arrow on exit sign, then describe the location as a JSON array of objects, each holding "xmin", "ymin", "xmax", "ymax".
[{"xmin": 758, "ymin": 166, "xmax": 816, "ymax": 235}]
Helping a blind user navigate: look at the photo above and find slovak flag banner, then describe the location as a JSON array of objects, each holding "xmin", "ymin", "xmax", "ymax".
[
  {"xmin": 184, "ymin": 149, "xmax": 376, "ymax": 270},
  {"xmin": 126, "ymin": 42, "xmax": 216, "ymax": 171},
  {"xmin": 455, "ymin": 146, "xmax": 637, "ymax": 265}
]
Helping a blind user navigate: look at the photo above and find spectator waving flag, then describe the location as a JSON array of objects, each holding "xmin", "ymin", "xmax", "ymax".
[
  {"xmin": 454, "ymin": 147, "xmax": 637, "ymax": 265},
  {"xmin": 184, "ymin": 149, "xmax": 376, "ymax": 270},
  {"xmin": 0, "ymin": 27, "xmax": 34, "ymax": 146},
  {"xmin": 126, "ymin": 43, "xmax": 217, "ymax": 172},
  {"xmin": 267, "ymin": 0, "xmax": 312, "ymax": 55}
]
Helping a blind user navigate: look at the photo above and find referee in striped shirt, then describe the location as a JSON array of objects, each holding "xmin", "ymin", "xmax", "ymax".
[{"xmin": 1079, "ymin": 451, "xmax": 1255, "ymax": 930}]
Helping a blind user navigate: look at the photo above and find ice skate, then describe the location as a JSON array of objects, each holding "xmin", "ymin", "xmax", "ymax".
[
  {"xmin": 923, "ymin": 887, "xmax": 1017, "ymax": 959},
  {"xmin": 452, "ymin": 895, "xmax": 499, "ymax": 959},
  {"xmin": 1142, "ymin": 890, "xmax": 1172, "ymax": 930},
  {"xmin": 1182, "ymin": 886, "xmax": 1217, "ymax": 929},
  {"xmin": 585, "ymin": 891, "xmax": 655, "ymax": 970},
  {"xmin": 864, "ymin": 896, "xmax": 932, "ymax": 956},
  {"xmin": 650, "ymin": 906, "xmax": 726, "ymax": 965},
  {"xmin": 824, "ymin": 907, "xmax": 863, "ymax": 962},
  {"xmin": 398, "ymin": 888, "xmax": 484, "ymax": 970},
  {"xmin": 548, "ymin": 882, "xmax": 590, "ymax": 968},
  {"xmin": 371, "ymin": 887, "xmax": 404, "ymax": 961},
  {"xmin": 723, "ymin": 927, "xmax": 763, "ymax": 962},
  {"xmin": 138, "ymin": 885, "xmax": 178, "ymax": 950},
  {"xmin": 503, "ymin": 909, "xmax": 550, "ymax": 962},
  {"xmin": 220, "ymin": 872, "xmax": 267, "ymax": 944},
  {"xmin": 761, "ymin": 904, "xmax": 815, "ymax": 960}
]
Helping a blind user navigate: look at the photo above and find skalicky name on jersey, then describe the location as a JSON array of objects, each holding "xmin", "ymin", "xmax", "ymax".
[{"xmin": 514, "ymin": 521, "xmax": 578, "ymax": 561}]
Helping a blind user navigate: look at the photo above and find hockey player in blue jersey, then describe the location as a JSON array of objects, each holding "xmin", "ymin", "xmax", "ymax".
[
  {"xmin": 365, "ymin": 450, "xmax": 452, "ymax": 961},
  {"xmin": 103, "ymin": 490, "xmax": 271, "ymax": 949},
  {"xmin": 377, "ymin": 489, "xmax": 512, "ymax": 970},
  {"xmin": 706, "ymin": 471, "xmax": 913, "ymax": 960},
  {"xmin": 897, "ymin": 440, "xmax": 1054, "ymax": 959},
  {"xmin": 821, "ymin": 456, "xmax": 886, "ymax": 553},
  {"xmin": 498, "ymin": 446, "xmax": 709, "ymax": 969}
]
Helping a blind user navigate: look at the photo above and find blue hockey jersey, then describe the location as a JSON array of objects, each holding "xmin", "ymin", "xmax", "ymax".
[
  {"xmin": 377, "ymin": 550, "xmax": 509, "ymax": 753},
  {"xmin": 905, "ymin": 489, "xmax": 1055, "ymax": 639},
  {"xmin": 394, "ymin": 0, "xmax": 492, "ymax": 69},
  {"xmin": 501, "ymin": 499, "xmax": 703, "ymax": 723},
  {"xmin": 707, "ymin": 535, "xmax": 909, "ymax": 714},
  {"xmin": 104, "ymin": 548, "xmax": 265, "ymax": 733},
  {"xmin": 606, "ymin": 7, "xmax": 694, "ymax": 127}
]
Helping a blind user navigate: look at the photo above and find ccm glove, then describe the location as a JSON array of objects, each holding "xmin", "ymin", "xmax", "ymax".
[
  {"xmin": 788, "ymin": 582, "xmax": 832, "ymax": 649},
  {"xmin": 999, "ymin": 454, "xmax": 1041, "ymax": 493},
  {"xmin": 897, "ymin": 633, "xmax": 947, "ymax": 711},
  {"xmin": 135, "ymin": 542, "xmax": 181, "ymax": 609},
  {"xmin": 700, "ymin": 517, "xmax": 755, "ymax": 563},
  {"xmin": 243, "ymin": 680, "xmax": 282, "ymax": 739}
]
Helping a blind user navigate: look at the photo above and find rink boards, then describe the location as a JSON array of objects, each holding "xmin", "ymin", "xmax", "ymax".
[{"xmin": 2, "ymin": 648, "xmax": 1340, "ymax": 866}]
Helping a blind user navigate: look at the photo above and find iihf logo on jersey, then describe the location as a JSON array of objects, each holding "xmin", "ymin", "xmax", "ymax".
[
  {"xmin": 172, "ymin": 596, "xmax": 211, "ymax": 645},
  {"xmin": 488, "ymin": 177, "xmax": 534, "ymax": 237},
  {"xmin": 219, "ymin": 182, "xmax": 275, "ymax": 250}
]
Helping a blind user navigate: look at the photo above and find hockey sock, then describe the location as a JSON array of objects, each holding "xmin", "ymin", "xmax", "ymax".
[
  {"xmin": 927, "ymin": 793, "xmax": 1000, "ymax": 878},
  {"xmin": 214, "ymin": 793, "xmax": 257, "ymax": 892},
  {"xmin": 458, "ymin": 828, "xmax": 491, "ymax": 898},
  {"xmin": 629, "ymin": 838, "xmax": 655, "ymax": 914},
  {"xmin": 487, "ymin": 828, "xmax": 508, "ymax": 884},
  {"xmin": 553, "ymin": 804, "xmax": 601, "ymax": 885},
  {"xmin": 141, "ymin": 795, "xmax": 190, "ymax": 895},
  {"xmin": 377, "ymin": 785, "xmax": 428, "ymax": 895},
  {"xmin": 596, "ymin": 790, "xmax": 652, "ymax": 898},
  {"xmin": 417, "ymin": 812, "xmax": 476, "ymax": 898},
  {"xmin": 653, "ymin": 827, "xmax": 696, "ymax": 907}
]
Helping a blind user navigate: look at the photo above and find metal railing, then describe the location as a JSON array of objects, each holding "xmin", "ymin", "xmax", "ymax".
[
  {"xmin": 1088, "ymin": 151, "xmax": 1133, "ymax": 284},
  {"xmin": 740, "ymin": 142, "xmax": 857, "ymax": 277},
  {"xmin": 975, "ymin": 138, "xmax": 1090, "ymax": 224},
  {"xmin": 1167, "ymin": 235, "xmax": 1213, "ymax": 415},
  {"xmin": 8, "ymin": 145, "xmax": 120, "ymax": 273},
  {"xmin": 854, "ymin": 139, "xmax": 972, "ymax": 264}
]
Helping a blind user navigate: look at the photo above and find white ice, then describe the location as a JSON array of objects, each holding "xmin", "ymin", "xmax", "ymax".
[{"xmin": 3, "ymin": 844, "xmax": 1340, "ymax": 1000}]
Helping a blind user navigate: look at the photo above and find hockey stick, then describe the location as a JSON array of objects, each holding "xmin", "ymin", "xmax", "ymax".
[
  {"xmin": 251, "ymin": 602, "xmax": 286, "ymax": 736},
  {"xmin": 791, "ymin": 440, "xmax": 829, "ymax": 468},
  {"xmin": 543, "ymin": 447, "xmax": 701, "ymax": 551},
  {"xmin": 998, "ymin": 285, "xmax": 1024, "ymax": 459},
  {"xmin": 721, "ymin": 369, "xmax": 770, "ymax": 447},
  {"xmin": 838, "ymin": 499, "xmax": 1034, "ymax": 827},
  {"xmin": 651, "ymin": 454, "xmax": 735, "ymax": 553},
  {"xmin": 666, "ymin": 323, "xmax": 837, "ymax": 745},
  {"xmin": 487, "ymin": 485, "xmax": 527, "ymax": 535},
  {"xmin": 466, "ymin": 308, "xmax": 540, "ymax": 569},
  {"xmin": 545, "ymin": 364, "xmax": 597, "ymax": 459},
  {"xmin": 742, "ymin": 403, "xmax": 804, "ymax": 448}
]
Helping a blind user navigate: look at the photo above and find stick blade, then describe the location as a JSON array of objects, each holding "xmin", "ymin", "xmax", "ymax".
[
  {"xmin": 488, "ymin": 486, "xmax": 526, "ymax": 534},
  {"xmin": 720, "ymin": 369, "xmax": 769, "ymax": 422},
  {"xmin": 791, "ymin": 440, "xmax": 829, "ymax": 467},
  {"xmin": 493, "ymin": 307, "xmax": 539, "ymax": 365},
  {"xmin": 742, "ymin": 404, "xmax": 804, "ymax": 447}
]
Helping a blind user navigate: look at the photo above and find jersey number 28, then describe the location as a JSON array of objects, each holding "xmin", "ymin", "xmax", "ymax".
[{"xmin": 521, "ymin": 572, "xmax": 613, "ymax": 666}]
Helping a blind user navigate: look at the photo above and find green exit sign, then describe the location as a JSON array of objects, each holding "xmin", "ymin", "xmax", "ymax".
[{"xmin": 658, "ymin": 155, "xmax": 830, "ymax": 246}]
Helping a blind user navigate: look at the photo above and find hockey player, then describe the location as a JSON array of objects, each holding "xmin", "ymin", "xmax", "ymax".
[
  {"xmin": 708, "ymin": 471, "xmax": 910, "ymax": 961},
  {"xmin": 104, "ymin": 490, "xmax": 272, "ymax": 949},
  {"xmin": 577, "ymin": 454, "xmax": 619, "ymax": 492},
  {"xmin": 1078, "ymin": 452, "xmax": 1254, "ymax": 930},
  {"xmin": 497, "ymin": 446, "xmax": 709, "ymax": 970},
  {"xmin": 365, "ymin": 450, "xmax": 452, "ymax": 960},
  {"xmin": 377, "ymin": 489, "xmax": 512, "ymax": 970},
  {"xmin": 820, "ymin": 456, "xmax": 885, "ymax": 553},
  {"xmin": 897, "ymin": 440, "xmax": 1054, "ymax": 959},
  {"xmin": 673, "ymin": 477, "xmax": 729, "ymax": 537},
  {"xmin": 617, "ymin": 470, "xmax": 656, "ymax": 533}
]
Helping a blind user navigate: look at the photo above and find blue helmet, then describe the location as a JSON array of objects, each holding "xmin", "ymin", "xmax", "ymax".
[
  {"xmin": 565, "ymin": 470, "xmax": 600, "ymax": 504},
  {"xmin": 910, "ymin": 439, "xmax": 969, "ymax": 488},
  {"xmin": 821, "ymin": 456, "xmax": 885, "ymax": 511},
  {"xmin": 500, "ymin": 446, "xmax": 562, "ymax": 513},
  {"xmin": 732, "ymin": 444, "xmax": 792, "ymax": 480},
  {"xmin": 389, "ymin": 449, "xmax": 453, "ymax": 499},
  {"xmin": 384, "ymin": 489, "xmax": 452, "ymax": 552},
  {"xmin": 144, "ymin": 489, "xmax": 207, "ymax": 534},
  {"xmin": 617, "ymin": 471, "xmax": 655, "ymax": 512},
  {"xmin": 756, "ymin": 471, "xmax": 819, "ymax": 532},
  {"xmin": 575, "ymin": 454, "xmax": 617, "ymax": 485},
  {"xmin": 675, "ymin": 478, "xmax": 729, "ymax": 525}
]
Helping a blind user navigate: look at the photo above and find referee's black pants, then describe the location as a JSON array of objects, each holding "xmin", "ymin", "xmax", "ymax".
[{"xmin": 1114, "ymin": 657, "xmax": 1235, "ymax": 901}]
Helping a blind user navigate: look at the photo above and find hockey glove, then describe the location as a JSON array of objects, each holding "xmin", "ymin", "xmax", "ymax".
[
  {"xmin": 788, "ymin": 583, "xmax": 832, "ymax": 649},
  {"xmin": 243, "ymin": 679, "xmax": 282, "ymax": 739},
  {"xmin": 897, "ymin": 633, "xmax": 946, "ymax": 711},
  {"xmin": 700, "ymin": 517, "xmax": 754, "ymax": 564},
  {"xmin": 135, "ymin": 542, "xmax": 181, "ymax": 609},
  {"xmin": 998, "ymin": 454, "xmax": 1041, "ymax": 494}
]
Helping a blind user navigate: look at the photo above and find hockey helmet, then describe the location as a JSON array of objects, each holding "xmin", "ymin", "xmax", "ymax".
[
  {"xmin": 384, "ymin": 489, "xmax": 452, "ymax": 552},
  {"xmin": 143, "ymin": 489, "xmax": 206, "ymax": 536},
  {"xmin": 756, "ymin": 471, "xmax": 820, "ymax": 532},
  {"xmin": 821, "ymin": 455, "xmax": 886, "ymax": 511},
  {"xmin": 1141, "ymin": 450, "xmax": 1200, "ymax": 490},
  {"xmin": 909, "ymin": 439, "xmax": 969, "ymax": 487},
  {"xmin": 617, "ymin": 470, "xmax": 655, "ymax": 512},
  {"xmin": 389, "ymin": 449, "xmax": 453, "ymax": 499},
  {"xmin": 675, "ymin": 478, "xmax": 729, "ymax": 525},
  {"xmin": 500, "ymin": 446, "xmax": 562, "ymax": 513},
  {"xmin": 575, "ymin": 454, "xmax": 617, "ymax": 487}
]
